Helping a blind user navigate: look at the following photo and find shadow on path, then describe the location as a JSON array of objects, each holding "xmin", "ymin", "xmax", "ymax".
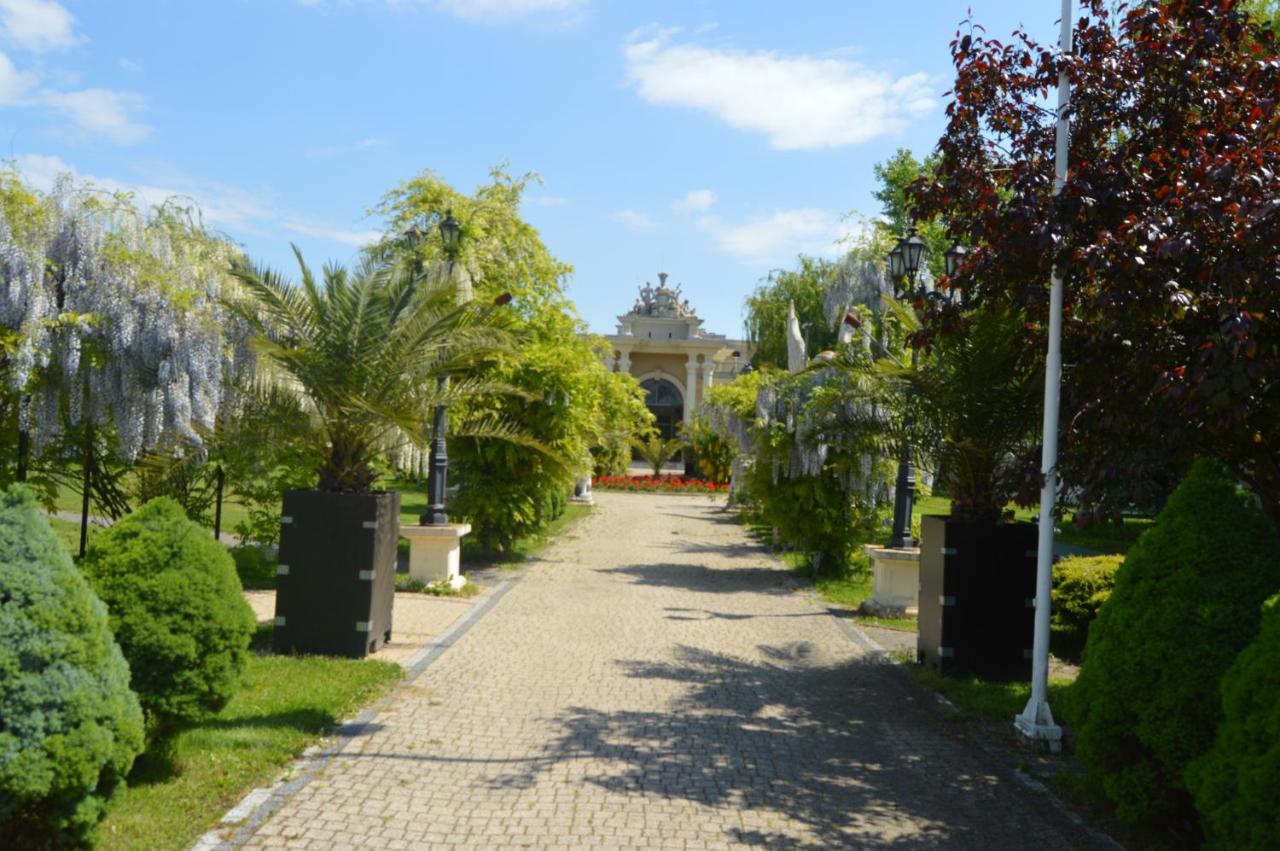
[
  {"xmin": 479, "ymin": 643, "xmax": 1096, "ymax": 849},
  {"xmin": 598, "ymin": 562, "xmax": 796, "ymax": 596}
]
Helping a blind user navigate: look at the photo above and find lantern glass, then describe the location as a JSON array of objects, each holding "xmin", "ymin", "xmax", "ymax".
[
  {"xmin": 888, "ymin": 243, "xmax": 905, "ymax": 278},
  {"xmin": 403, "ymin": 223, "xmax": 425, "ymax": 246},
  {"xmin": 902, "ymin": 227, "xmax": 926, "ymax": 279},
  {"xmin": 439, "ymin": 209, "xmax": 462, "ymax": 253},
  {"xmin": 944, "ymin": 241, "xmax": 968, "ymax": 278}
]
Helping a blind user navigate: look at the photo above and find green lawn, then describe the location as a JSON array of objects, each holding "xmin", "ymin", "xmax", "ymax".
[
  {"xmin": 908, "ymin": 665, "xmax": 1076, "ymax": 722},
  {"xmin": 96, "ymin": 653, "xmax": 401, "ymax": 851}
]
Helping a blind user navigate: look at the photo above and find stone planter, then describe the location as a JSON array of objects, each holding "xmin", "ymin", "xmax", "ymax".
[
  {"xmin": 916, "ymin": 515, "xmax": 1037, "ymax": 681},
  {"xmin": 272, "ymin": 489, "xmax": 399, "ymax": 658}
]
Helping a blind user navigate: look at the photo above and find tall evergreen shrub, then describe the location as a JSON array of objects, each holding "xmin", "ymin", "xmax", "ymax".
[
  {"xmin": 1187, "ymin": 593, "xmax": 1280, "ymax": 850},
  {"xmin": 83, "ymin": 498, "xmax": 255, "ymax": 737},
  {"xmin": 1067, "ymin": 459, "xmax": 1280, "ymax": 833},
  {"xmin": 0, "ymin": 485, "xmax": 144, "ymax": 847}
]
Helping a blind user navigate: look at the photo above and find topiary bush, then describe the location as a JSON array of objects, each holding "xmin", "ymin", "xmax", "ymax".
[
  {"xmin": 0, "ymin": 485, "xmax": 144, "ymax": 848},
  {"xmin": 1187, "ymin": 593, "xmax": 1280, "ymax": 850},
  {"xmin": 1050, "ymin": 554, "xmax": 1123, "ymax": 659},
  {"xmin": 1067, "ymin": 459, "xmax": 1280, "ymax": 836},
  {"xmin": 83, "ymin": 497, "xmax": 255, "ymax": 738}
]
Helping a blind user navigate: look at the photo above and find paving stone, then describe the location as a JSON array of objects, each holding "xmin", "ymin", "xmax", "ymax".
[{"xmin": 238, "ymin": 492, "xmax": 1105, "ymax": 850}]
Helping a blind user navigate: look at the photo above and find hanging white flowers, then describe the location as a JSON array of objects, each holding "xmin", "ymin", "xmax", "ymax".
[{"xmin": 0, "ymin": 172, "xmax": 253, "ymax": 461}]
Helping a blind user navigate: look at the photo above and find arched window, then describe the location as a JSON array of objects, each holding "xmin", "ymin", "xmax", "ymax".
[{"xmin": 639, "ymin": 378, "xmax": 684, "ymax": 443}]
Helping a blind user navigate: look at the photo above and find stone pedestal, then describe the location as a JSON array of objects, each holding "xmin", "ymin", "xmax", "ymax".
[
  {"xmin": 401, "ymin": 523, "xmax": 471, "ymax": 589},
  {"xmin": 863, "ymin": 544, "xmax": 921, "ymax": 617},
  {"xmin": 571, "ymin": 474, "xmax": 594, "ymax": 505}
]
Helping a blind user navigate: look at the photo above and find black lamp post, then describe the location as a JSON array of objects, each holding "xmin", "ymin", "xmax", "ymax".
[
  {"xmin": 884, "ymin": 226, "xmax": 970, "ymax": 548},
  {"xmin": 412, "ymin": 209, "xmax": 462, "ymax": 526},
  {"xmin": 886, "ymin": 224, "xmax": 926, "ymax": 549}
]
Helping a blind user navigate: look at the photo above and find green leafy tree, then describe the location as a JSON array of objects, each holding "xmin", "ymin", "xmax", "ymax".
[
  {"xmin": 1068, "ymin": 459, "xmax": 1280, "ymax": 837},
  {"xmin": 744, "ymin": 256, "xmax": 841, "ymax": 370},
  {"xmin": 0, "ymin": 485, "xmax": 144, "ymax": 847},
  {"xmin": 83, "ymin": 498, "xmax": 255, "ymax": 739},
  {"xmin": 871, "ymin": 148, "xmax": 949, "ymax": 279},
  {"xmin": 377, "ymin": 167, "xmax": 649, "ymax": 547},
  {"xmin": 683, "ymin": 412, "xmax": 735, "ymax": 483}
]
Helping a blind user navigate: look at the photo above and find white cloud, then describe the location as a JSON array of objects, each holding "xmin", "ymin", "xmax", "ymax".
[
  {"xmin": 42, "ymin": 88, "xmax": 151, "ymax": 143},
  {"xmin": 527, "ymin": 193, "xmax": 568, "ymax": 207},
  {"xmin": 614, "ymin": 209, "xmax": 656, "ymax": 231},
  {"xmin": 672, "ymin": 188, "xmax": 716, "ymax": 214},
  {"xmin": 701, "ymin": 207, "xmax": 862, "ymax": 265},
  {"xmin": 10, "ymin": 153, "xmax": 387, "ymax": 254},
  {"xmin": 10, "ymin": 153, "xmax": 274, "ymax": 232},
  {"xmin": 624, "ymin": 30, "xmax": 935, "ymax": 150},
  {"xmin": 282, "ymin": 219, "xmax": 381, "ymax": 248},
  {"xmin": 0, "ymin": 0, "xmax": 77, "ymax": 52},
  {"xmin": 118, "ymin": 57, "xmax": 143, "ymax": 73},
  {"xmin": 0, "ymin": 49, "xmax": 35, "ymax": 102}
]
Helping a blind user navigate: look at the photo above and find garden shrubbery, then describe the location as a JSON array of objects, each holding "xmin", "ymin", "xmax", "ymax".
[
  {"xmin": 1067, "ymin": 459, "xmax": 1280, "ymax": 835},
  {"xmin": 1187, "ymin": 593, "xmax": 1280, "ymax": 850},
  {"xmin": 83, "ymin": 498, "xmax": 256, "ymax": 739},
  {"xmin": 1050, "ymin": 554, "xmax": 1122, "ymax": 658},
  {"xmin": 0, "ymin": 485, "xmax": 145, "ymax": 847}
]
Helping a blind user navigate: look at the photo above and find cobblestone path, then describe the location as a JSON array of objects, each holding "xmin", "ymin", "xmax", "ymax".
[{"xmin": 239, "ymin": 492, "xmax": 1102, "ymax": 850}]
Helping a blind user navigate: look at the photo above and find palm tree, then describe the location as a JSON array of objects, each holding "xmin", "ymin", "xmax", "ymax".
[
  {"xmin": 228, "ymin": 248, "xmax": 519, "ymax": 493},
  {"xmin": 631, "ymin": 431, "xmax": 685, "ymax": 477}
]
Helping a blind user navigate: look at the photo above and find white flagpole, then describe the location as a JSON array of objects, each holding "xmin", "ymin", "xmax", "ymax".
[{"xmin": 1015, "ymin": 0, "xmax": 1072, "ymax": 750}]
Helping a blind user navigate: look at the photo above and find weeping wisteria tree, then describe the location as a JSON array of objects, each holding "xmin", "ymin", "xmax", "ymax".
[
  {"xmin": 706, "ymin": 252, "xmax": 899, "ymax": 574},
  {"xmin": 0, "ymin": 171, "xmax": 252, "ymax": 547}
]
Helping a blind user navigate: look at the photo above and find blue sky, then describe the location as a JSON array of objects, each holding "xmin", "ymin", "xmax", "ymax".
[{"xmin": 0, "ymin": 0, "xmax": 1061, "ymax": 338}]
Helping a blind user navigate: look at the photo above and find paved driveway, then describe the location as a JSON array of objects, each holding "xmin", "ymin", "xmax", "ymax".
[{"xmin": 235, "ymin": 492, "xmax": 1103, "ymax": 849}]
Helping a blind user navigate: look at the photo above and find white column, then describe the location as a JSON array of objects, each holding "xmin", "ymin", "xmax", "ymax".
[
  {"xmin": 603, "ymin": 353, "xmax": 617, "ymax": 372},
  {"xmin": 701, "ymin": 359, "xmax": 716, "ymax": 397},
  {"xmin": 684, "ymin": 354, "xmax": 699, "ymax": 425},
  {"xmin": 617, "ymin": 346, "xmax": 631, "ymax": 375}
]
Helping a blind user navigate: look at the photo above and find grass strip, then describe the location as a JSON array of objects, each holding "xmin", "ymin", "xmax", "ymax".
[
  {"xmin": 907, "ymin": 665, "xmax": 1076, "ymax": 722},
  {"xmin": 96, "ymin": 654, "xmax": 401, "ymax": 851}
]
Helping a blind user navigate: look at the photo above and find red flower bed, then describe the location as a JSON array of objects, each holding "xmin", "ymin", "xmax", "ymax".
[{"xmin": 593, "ymin": 475, "xmax": 729, "ymax": 494}]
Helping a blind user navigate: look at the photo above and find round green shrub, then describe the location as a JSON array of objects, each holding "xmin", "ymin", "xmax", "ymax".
[
  {"xmin": 1051, "ymin": 554, "xmax": 1123, "ymax": 652},
  {"xmin": 83, "ymin": 497, "xmax": 255, "ymax": 734},
  {"xmin": 1067, "ymin": 459, "xmax": 1280, "ymax": 834},
  {"xmin": 0, "ymin": 485, "xmax": 144, "ymax": 847},
  {"xmin": 1187, "ymin": 593, "xmax": 1280, "ymax": 850}
]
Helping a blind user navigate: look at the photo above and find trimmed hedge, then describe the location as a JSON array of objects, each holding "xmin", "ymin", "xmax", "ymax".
[
  {"xmin": 1067, "ymin": 459, "xmax": 1280, "ymax": 834},
  {"xmin": 1188, "ymin": 593, "xmax": 1280, "ymax": 850},
  {"xmin": 1050, "ymin": 554, "xmax": 1122, "ymax": 657},
  {"xmin": 84, "ymin": 498, "xmax": 255, "ymax": 736},
  {"xmin": 0, "ymin": 485, "xmax": 145, "ymax": 847}
]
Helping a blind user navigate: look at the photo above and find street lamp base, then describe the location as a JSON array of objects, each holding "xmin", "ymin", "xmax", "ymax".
[
  {"xmin": 1014, "ymin": 701, "xmax": 1063, "ymax": 753},
  {"xmin": 420, "ymin": 509, "xmax": 449, "ymax": 526}
]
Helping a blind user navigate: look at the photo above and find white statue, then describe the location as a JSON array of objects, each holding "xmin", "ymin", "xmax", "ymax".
[{"xmin": 787, "ymin": 300, "xmax": 807, "ymax": 373}]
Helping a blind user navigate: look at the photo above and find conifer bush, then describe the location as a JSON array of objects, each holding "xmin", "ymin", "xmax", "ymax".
[
  {"xmin": 1067, "ymin": 459, "xmax": 1280, "ymax": 834},
  {"xmin": 0, "ymin": 485, "xmax": 144, "ymax": 847},
  {"xmin": 83, "ymin": 498, "xmax": 255, "ymax": 737},
  {"xmin": 1187, "ymin": 593, "xmax": 1280, "ymax": 850}
]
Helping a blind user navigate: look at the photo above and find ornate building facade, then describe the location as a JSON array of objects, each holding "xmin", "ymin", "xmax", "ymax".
[{"xmin": 600, "ymin": 273, "xmax": 752, "ymax": 439}]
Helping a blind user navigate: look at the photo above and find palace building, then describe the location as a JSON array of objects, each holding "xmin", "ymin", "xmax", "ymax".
[{"xmin": 600, "ymin": 273, "xmax": 752, "ymax": 440}]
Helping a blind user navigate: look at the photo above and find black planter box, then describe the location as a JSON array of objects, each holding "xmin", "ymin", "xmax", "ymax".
[
  {"xmin": 916, "ymin": 515, "xmax": 1037, "ymax": 681},
  {"xmin": 272, "ymin": 489, "xmax": 400, "ymax": 658}
]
